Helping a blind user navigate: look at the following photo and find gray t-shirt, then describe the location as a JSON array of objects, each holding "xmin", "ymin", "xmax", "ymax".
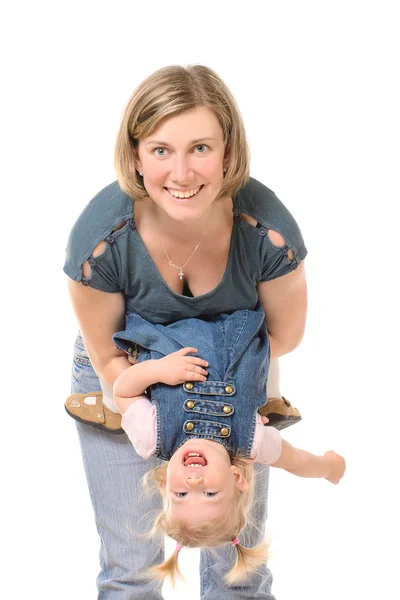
[{"xmin": 64, "ymin": 177, "xmax": 307, "ymax": 324}]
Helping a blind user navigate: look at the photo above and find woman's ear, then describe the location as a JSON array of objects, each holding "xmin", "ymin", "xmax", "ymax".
[
  {"xmin": 231, "ymin": 465, "xmax": 248, "ymax": 492},
  {"xmin": 132, "ymin": 148, "xmax": 143, "ymax": 175}
]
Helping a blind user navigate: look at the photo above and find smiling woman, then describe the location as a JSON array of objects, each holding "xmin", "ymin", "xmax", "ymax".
[
  {"xmin": 134, "ymin": 107, "xmax": 227, "ymax": 223},
  {"xmin": 64, "ymin": 64, "xmax": 309, "ymax": 598}
]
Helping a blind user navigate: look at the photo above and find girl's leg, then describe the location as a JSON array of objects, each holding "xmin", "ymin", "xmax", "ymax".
[
  {"xmin": 261, "ymin": 358, "xmax": 301, "ymax": 429},
  {"xmin": 71, "ymin": 332, "xmax": 165, "ymax": 599},
  {"xmin": 199, "ymin": 464, "xmax": 276, "ymax": 599},
  {"xmin": 266, "ymin": 358, "xmax": 281, "ymax": 398}
]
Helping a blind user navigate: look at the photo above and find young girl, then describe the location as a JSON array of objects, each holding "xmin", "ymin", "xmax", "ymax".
[{"xmin": 68, "ymin": 306, "xmax": 345, "ymax": 585}]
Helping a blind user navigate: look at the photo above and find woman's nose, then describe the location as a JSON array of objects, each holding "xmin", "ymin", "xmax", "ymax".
[
  {"xmin": 171, "ymin": 154, "xmax": 194, "ymax": 182},
  {"xmin": 186, "ymin": 476, "xmax": 204, "ymax": 486}
]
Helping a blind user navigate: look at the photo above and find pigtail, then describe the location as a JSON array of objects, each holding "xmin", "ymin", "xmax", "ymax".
[
  {"xmin": 224, "ymin": 539, "xmax": 270, "ymax": 586},
  {"xmin": 144, "ymin": 545, "xmax": 183, "ymax": 588},
  {"xmin": 142, "ymin": 463, "xmax": 168, "ymax": 493}
]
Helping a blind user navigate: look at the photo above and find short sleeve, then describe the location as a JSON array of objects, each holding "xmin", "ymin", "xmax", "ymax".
[
  {"xmin": 260, "ymin": 230, "xmax": 307, "ymax": 282},
  {"xmin": 63, "ymin": 181, "xmax": 134, "ymax": 292},
  {"xmin": 80, "ymin": 240, "xmax": 122, "ymax": 293},
  {"xmin": 234, "ymin": 178, "xmax": 307, "ymax": 283}
]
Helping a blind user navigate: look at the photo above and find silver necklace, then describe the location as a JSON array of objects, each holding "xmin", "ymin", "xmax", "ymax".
[{"xmin": 155, "ymin": 204, "xmax": 213, "ymax": 280}]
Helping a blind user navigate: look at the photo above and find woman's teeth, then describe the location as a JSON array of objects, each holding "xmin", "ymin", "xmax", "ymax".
[{"xmin": 166, "ymin": 186, "xmax": 202, "ymax": 198}]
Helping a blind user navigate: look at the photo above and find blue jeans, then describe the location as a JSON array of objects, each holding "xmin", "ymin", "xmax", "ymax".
[{"xmin": 72, "ymin": 332, "xmax": 276, "ymax": 599}]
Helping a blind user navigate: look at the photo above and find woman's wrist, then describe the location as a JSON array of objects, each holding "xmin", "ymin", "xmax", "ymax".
[{"xmin": 100, "ymin": 354, "xmax": 133, "ymax": 389}]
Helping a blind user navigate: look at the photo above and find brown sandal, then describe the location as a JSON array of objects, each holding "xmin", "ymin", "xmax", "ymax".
[
  {"xmin": 65, "ymin": 392, "xmax": 124, "ymax": 434},
  {"xmin": 259, "ymin": 396, "xmax": 302, "ymax": 430},
  {"xmin": 65, "ymin": 393, "xmax": 301, "ymax": 434}
]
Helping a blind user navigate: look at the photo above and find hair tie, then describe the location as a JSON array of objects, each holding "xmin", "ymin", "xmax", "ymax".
[
  {"xmin": 176, "ymin": 543, "xmax": 184, "ymax": 552},
  {"xmin": 232, "ymin": 537, "xmax": 240, "ymax": 547}
]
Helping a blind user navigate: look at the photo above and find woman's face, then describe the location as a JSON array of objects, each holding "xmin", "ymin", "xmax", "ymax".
[{"xmin": 135, "ymin": 106, "xmax": 227, "ymax": 221}]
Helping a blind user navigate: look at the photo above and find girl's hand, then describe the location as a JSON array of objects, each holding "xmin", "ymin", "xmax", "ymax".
[
  {"xmin": 155, "ymin": 347, "xmax": 209, "ymax": 386},
  {"xmin": 324, "ymin": 450, "xmax": 346, "ymax": 484}
]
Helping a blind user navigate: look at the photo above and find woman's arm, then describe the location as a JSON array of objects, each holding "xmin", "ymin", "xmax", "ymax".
[
  {"xmin": 257, "ymin": 261, "xmax": 307, "ymax": 359},
  {"xmin": 67, "ymin": 278, "xmax": 131, "ymax": 387}
]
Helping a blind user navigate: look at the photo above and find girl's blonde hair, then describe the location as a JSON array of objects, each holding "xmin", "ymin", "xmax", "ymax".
[
  {"xmin": 114, "ymin": 65, "xmax": 250, "ymax": 203},
  {"xmin": 142, "ymin": 457, "xmax": 269, "ymax": 587}
]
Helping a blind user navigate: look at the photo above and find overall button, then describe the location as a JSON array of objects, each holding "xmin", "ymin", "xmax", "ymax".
[
  {"xmin": 186, "ymin": 422, "xmax": 195, "ymax": 431},
  {"xmin": 221, "ymin": 427, "xmax": 229, "ymax": 436},
  {"xmin": 258, "ymin": 227, "xmax": 267, "ymax": 237},
  {"xmin": 106, "ymin": 235, "xmax": 114, "ymax": 244},
  {"xmin": 186, "ymin": 400, "xmax": 195, "ymax": 409},
  {"xmin": 88, "ymin": 258, "xmax": 96, "ymax": 266},
  {"xmin": 185, "ymin": 382, "xmax": 194, "ymax": 390},
  {"xmin": 223, "ymin": 405, "xmax": 232, "ymax": 414},
  {"xmin": 225, "ymin": 385, "xmax": 234, "ymax": 394}
]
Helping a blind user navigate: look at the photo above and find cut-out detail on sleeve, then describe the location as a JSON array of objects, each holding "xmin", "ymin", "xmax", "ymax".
[
  {"xmin": 260, "ymin": 228, "xmax": 300, "ymax": 282},
  {"xmin": 81, "ymin": 221, "xmax": 127, "ymax": 280},
  {"xmin": 240, "ymin": 213, "xmax": 296, "ymax": 264},
  {"xmin": 82, "ymin": 241, "xmax": 107, "ymax": 278},
  {"xmin": 267, "ymin": 230, "xmax": 295, "ymax": 261},
  {"xmin": 80, "ymin": 221, "xmax": 127, "ymax": 290},
  {"xmin": 240, "ymin": 213, "xmax": 258, "ymax": 227}
]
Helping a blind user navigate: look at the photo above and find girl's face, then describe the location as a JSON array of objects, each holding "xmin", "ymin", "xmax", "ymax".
[
  {"xmin": 164, "ymin": 439, "xmax": 247, "ymax": 526},
  {"xmin": 135, "ymin": 106, "xmax": 227, "ymax": 222}
]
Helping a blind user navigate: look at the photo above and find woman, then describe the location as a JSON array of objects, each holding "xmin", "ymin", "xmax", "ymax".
[{"xmin": 65, "ymin": 64, "xmax": 307, "ymax": 598}]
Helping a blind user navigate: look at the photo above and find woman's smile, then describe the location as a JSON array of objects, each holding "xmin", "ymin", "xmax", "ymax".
[{"xmin": 165, "ymin": 185, "xmax": 204, "ymax": 199}]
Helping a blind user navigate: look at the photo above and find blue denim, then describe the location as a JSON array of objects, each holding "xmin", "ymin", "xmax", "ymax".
[
  {"xmin": 71, "ymin": 332, "xmax": 276, "ymax": 598},
  {"xmin": 113, "ymin": 306, "xmax": 270, "ymax": 460}
]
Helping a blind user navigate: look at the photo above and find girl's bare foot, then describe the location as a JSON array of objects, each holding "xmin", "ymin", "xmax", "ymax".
[{"xmin": 324, "ymin": 450, "xmax": 346, "ymax": 484}]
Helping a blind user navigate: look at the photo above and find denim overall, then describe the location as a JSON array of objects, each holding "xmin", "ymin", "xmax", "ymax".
[{"xmin": 113, "ymin": 305, "xmax": 270, "ymax": 460}]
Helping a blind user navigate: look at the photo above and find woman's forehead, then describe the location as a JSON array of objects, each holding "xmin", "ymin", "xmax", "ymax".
[{"xmin": 145, "ymin": 106, "xmax": 224, "ymax": 141}]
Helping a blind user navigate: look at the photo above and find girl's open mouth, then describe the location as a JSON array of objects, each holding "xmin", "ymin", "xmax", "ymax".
[{"xmin": 182, "ymin": 451, "xmax": 207, "ymax": 467}]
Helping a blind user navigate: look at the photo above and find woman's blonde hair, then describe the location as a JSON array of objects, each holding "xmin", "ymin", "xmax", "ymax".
[
  {"xmin": 114, "ymin": 65, "xmax": 250, "ymax": 202},
  {"xmin": 141, "ymin": 457, "xmax": 269, "ymax": 587}
]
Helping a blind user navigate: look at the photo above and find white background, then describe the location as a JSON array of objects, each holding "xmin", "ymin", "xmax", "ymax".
[{"xmin": 1, "ymin": 1, "xmax": 399, "ymax": 599}]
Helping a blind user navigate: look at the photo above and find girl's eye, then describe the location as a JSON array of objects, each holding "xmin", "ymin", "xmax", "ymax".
[
  {"xmin": 203, "ymin": 492, "xmax": 218, "ymax": 497},
  {"xmin": 195, "ymin": 144, "xmax": 208, "ymax": 153},
  {"xmin": 175, "ymin": 492, "xmax": 188, "ymax": 498},
  {"xmin": 154, "ymin": 148, "xmax": 168, "ymax": 156}
]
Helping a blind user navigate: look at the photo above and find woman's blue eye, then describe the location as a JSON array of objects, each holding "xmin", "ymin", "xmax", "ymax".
[
  {"xmin": 195, "ymin": 144, "xmax": 208, "ymax": 153},
  {"xmin": 175, "ymin": 492, "xmax": 188, "ymax": 498},
  {"xmin": 203, "ymin": 492, "xmax": 217, "ymax": 497},
  {"xmin": 154, "ymin": 148, "xmax": 167, "ymax": 156}
]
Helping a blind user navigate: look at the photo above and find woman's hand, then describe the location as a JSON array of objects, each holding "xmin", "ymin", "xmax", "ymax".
[{"xmin": 155, "ymin": 347, "xmax": 209, "ymax": 386}]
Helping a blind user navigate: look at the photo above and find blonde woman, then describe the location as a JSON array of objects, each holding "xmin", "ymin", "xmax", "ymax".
[{"xmin": 65, "ymin": 65, "xmax": 308, "ymax": 598}]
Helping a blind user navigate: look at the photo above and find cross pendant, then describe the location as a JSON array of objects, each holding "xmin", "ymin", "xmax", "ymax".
[{"xmin": 179, "ymin": 269, "xmax": 184, "ymax": 280}]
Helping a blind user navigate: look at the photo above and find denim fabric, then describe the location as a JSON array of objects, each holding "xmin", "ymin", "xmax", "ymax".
[
  {"xmin": 72, "ymin": 332, "xmax": 276, "ymax": 598},
  {"xmin": 113, "ymin": 306, "xmax": 270, "ymax": 460},
  {"xmin": 63, "ymin": 177, "xmax": 307, "ymax": 325}
]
